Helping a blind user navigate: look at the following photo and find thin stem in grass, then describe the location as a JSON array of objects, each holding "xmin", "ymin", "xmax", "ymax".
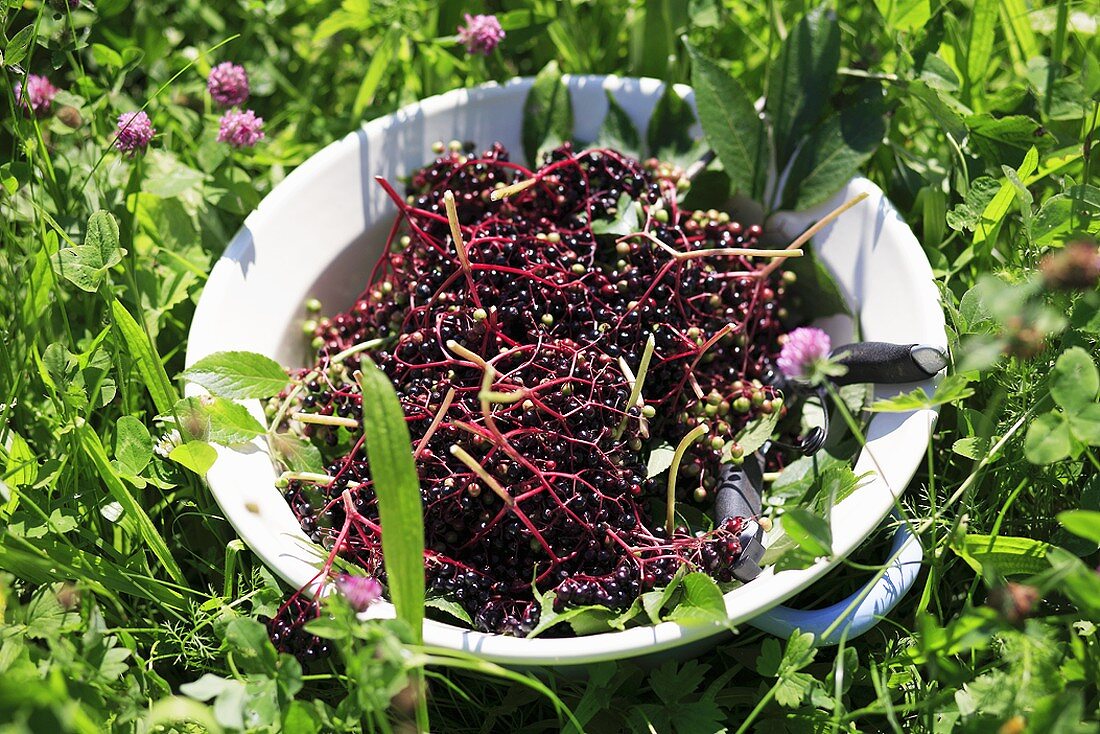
[
  {"xmin": 449, "ymin": 444, "xmax": 515, "ymax": 507},
  {"xmin": 414, "ymin": 387, "xmax": 456, "ymax": 459},
  {"xmin": 665, "ymin": 424, "xmax": 710, "ymax": 535},
  {"xmin": 293, "ymin": 412, "xmax": 360, "ymax": 429},
  {"xmin": 759, "ymin": 192, "xmax": 869, "ymax": 278},
  {"xmin": 614, "ymin": 334, "xmax": 656, "ymax": 440}
]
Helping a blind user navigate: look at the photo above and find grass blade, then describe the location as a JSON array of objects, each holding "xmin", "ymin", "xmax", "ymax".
[
  {"xmin": 356, "ymin": 359, "xmax": 425, "ymax": 643},
  {"xmin": 77, "ymin": 421, "xmax": 187, "ymax": 586},
  {"xmin": 110, "ymin": 298, "xmax": 178, "ymax": 415}
]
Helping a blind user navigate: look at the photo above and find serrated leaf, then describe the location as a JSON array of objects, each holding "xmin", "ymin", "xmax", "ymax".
[
  {"xmin": 204, "ymin": 398, "xmax": 266, "ymax": 445},
  {"xmin": 685, "ymin": 40, "xmax": 766, "ymax": 200},
  {"xmin": 114, "ymin": 416, "xmax": 152, "ymax": 476},
  {"xmin": 646, "ymin": 443, "xmax": 676, "ymax": 478},
  {"xmin": 782, "ymin": 82, "xmax": 885, "ymax": 210},
  {"xmin": 782, "ymin": 240, "xmax": 850, "ymax": 317},
  {"xmin": 781, "ymin": 508, "xmax": 832, "ymax": 558},
  {"xmin": 527, "ymin": 592, "xmax": 612, "ymax": 638},
  {"xmin": 591, "ymin": 193, "xmax": 640, "ymax": 236},
  {"xmin": 522, "ymin": 61, "xmax": 573, "ymax": 165},
  {"xmin": 169, "ymin": 441, "xmax": 218, "ymax": 476},
  {"xmin": 645, "ymin": 84, "xmax": 704, "ymax": 168},
  {"xmin": 767, "ymin": 3, "xmax": 840, "ymax": 168},
  {"xmin": 732, "ymin": 410, "xmax": 779, "ymax": 456},
  {"xmin": 871, "ymin": 374, "xmax": 974, "ymax": 412},
  {"xmin": 425, "ymin": 596, "xmax": 473, "ymax": 626},
  {"xmin": 181, "ymin": 351, "xmax": 289, "ymax": 399},
  {"xmin": 1024, "ymin": 411, "xmax": 1072, "ymax": 464},
  {"xmin": 1051, "ymin": 347, "xmax": 1099, "ymax": 413},
  {"xmin": 357, "ymin": 358, "xmax": 424, "ymax": 643},
  {"xmin": 595, "ymin": 90, "xmax": 641, "ymax": 158},
  {"xmin": 269, "ymin": 432, "xmax": 324, "ymax": 474},
  {"xmin": 666, "ymin": 572, "xmax": 727, "ymax": 623},
  {"xmin": 4, "ymin": 25, "xmax": 35, "ymax": 67}
]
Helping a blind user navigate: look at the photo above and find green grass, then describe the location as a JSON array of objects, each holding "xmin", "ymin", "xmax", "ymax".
[{"xmin": 2, "ymin": 0, "xmax": 1099, "ymax": 731}]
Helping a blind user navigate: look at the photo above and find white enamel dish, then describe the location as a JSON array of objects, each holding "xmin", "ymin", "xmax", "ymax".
[{"xmin": 186, "ymin": 75, "xmax": 946, "ymax": 665}]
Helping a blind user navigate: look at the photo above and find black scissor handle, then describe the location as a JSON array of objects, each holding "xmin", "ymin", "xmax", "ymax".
[{"xmin": 828, "ymin": 342, "xmax": 947, "ymax": 386}]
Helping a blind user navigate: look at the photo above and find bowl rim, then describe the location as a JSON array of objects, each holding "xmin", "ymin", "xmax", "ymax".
[{"xmin": 186, "ymin": 75, "xmax": 946, "ymax": 665}]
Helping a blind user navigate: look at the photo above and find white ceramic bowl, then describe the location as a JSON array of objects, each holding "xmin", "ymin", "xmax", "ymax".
[{"xmin": 186, "ymin": 75, "xmax": 945, "ymax": 665}]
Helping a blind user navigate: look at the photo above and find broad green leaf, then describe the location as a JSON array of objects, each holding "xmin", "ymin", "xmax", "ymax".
[
  {"xmin": 781, "ymin": 508, "xmax": 832, "ymax": 557},
  {"xmin": 224, "ymin": 618, "xmax": 279, "ymax": 675},
  {"xmin": 114, "ymin": 416, "xmax": 152, "ymax": 476},
  {"xmin": 872, "ymin": 375, "xmax": 974, "ymax": 412},
  {"xmin": 646, "ymin": 443, "xmax": 676, "ymax": 478},
  {"xmin": 685, "ymin": 41, "xmax": 766, "ymax": 200},
  {"xmin": 3, "ymin": 25, "xmax": 35, "ymax": 67},
  {"xmin": 111, "ymin": 299, "xmax": 179, "ymax": 415},
  {"xmin": 1058, "ymin": 510, "xmax": 1100, "ymax": 546},
  {"xmin": 590, "ymin": 193, "xmax": 640, "ymax": 236},
  {"xmin": 357, "ymin": 358, "xmax": 425, "ymax": 643},
  {"xmin": 169, "ymin": 441, "xmax": 218, "ymax": 476},
  {"xmin": 181, "ymin": 351, "xmax": 289, "ymax": 399},
  {"xmin": 527, "ymin": 591, "xmax": 611, "ymax": 638},
  {"xmin": 875, "ymin": 0, "xmax": 931, "ymax": 31},
  {"xmin": 782, "ymin": 82, "xmax": 885, "ymax": 210},
  {"xmin": 1024, "ymin": 411, "xmax": 1072, "ymax": 464},
  {"xmin": 4, "ymin": 431, "xmax": 36, "ymax": 488},
  {"xmin": 766, "ymin": 3, "xmax": 840, "ymax": 167},
  {"xmin": 953, "ymin": 534, "xmax": 1051, "ymax": 576},
  {"xmin": 594, "ymin": 90, "xmax": 642, "ymax": 159},
  {"xmin": 522, "ymin": 61, "xmax": 573, "ymax": 165},
  {"xmin": 425, "ymin": 596, "xmax": 473, "ymax": 626},
  {"xmin": 1050, "ymin": 347, "xmax": 1099, "ymax": 413},
  {"xmin": 645, "ymin": 83, "xmax": 704, "ymax": 168},
  {"xmin": 204, "ymin": 398, "xmax": 266, "ymax": 445},
  {"xmin": 779, "ymin": 241, "xmax": 850, "ymax": 317},
  {"xmin": 768, "ymin": 451, "xmax": 846, "ymax": 505},
  {"xmin": 966, "ymin": 114, "xmax": 1054, "ymax": 165},
  {"xmin": 908, "ymin": 81, "xmax": 968, "ymax": 143},
  {"xmin": 666, "ymin": 572, "xmax": 727, "ymax": 623},
  {"xmin": 732, "ymin": 410, "xmax": 779, "ymax": 456},
  {"xmin": 1068, "ymin": 404, "xmax": 1100, "ymax": 446},
  {"xmin": 51, "ymin": 211, "xmax": 124, "ymax": 292},
  {"xmin": 269, "ymin": 432, "xmax": 325, "ymax": 474},
  {"xmin": 76, "ymin": 422, "xmax": 186, "ymax": 585}
]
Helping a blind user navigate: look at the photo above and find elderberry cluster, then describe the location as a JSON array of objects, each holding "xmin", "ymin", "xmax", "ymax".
[{"xmin": 270, "ymin": 141, "xmax": 792, "ymax": 636}]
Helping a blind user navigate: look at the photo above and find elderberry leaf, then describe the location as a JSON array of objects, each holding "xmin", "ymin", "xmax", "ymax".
[
  {"xmin": 766, "ymin": 3, "xmax": 840, "ymax": 169},
  {"xmin": 685, "ymin": 40, "xmax": 767, "ymax": 200},
  {"xmin": 646, "ymin": 443, "xmax": 676, "ymax": 478},
  {"xmin": 356, "ymin": 358, "xmax": 425, "ymax": 644},
  {"xmin": 666, "ymin": 573, "xmax": 727, "ymax": 624},
  {"xmin": 591, "ymin": 193, "xmax": 639, "ymax": 236},
  {"xmin": 781, "ymin": 81, "xmax": 886, "ymax": 211},
  {"xmin": 522, "ymin": 61, "xmax": 573, "ymax": 165},
  {"xmin": 181, "ymin": 351, "xmax": 290, "ymax": 399},
  {"xmin": 645, "ymin": 84, "xmax": 705, "ymax": 169},
  {"xmin": 781, "ymin": 241, "xmax": 850, "ymax": 318},
  {"xmin": 730, "ymin": 410, "xmax": 779, "ymax": 457},
  {"xmin": 643, "ymin": 567, "xmax": 686, "ymax": 624},
  {"xmin": 780, "ymin": 508, "xmax": 832, "ymax": 558},
  {"xmin": 425, "ymin": 596, "xmax": 473, "ymax": 626},
  {"xmin": 595, "ymin": 90, "xmax": 642, "ymax": 159},
  {"xmin": 269, "ymin": 432, "xmax": 325, "ymax": 474},
  {"xmin": 871, "ymin": 374, "xmax": 975, "ymax": 412},
  {"xmin": 526, "ymin": 592, "xmax": 612, "ymax": 638}
]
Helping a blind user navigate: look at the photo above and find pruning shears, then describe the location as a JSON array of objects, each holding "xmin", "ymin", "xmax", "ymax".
[{"xmin": 716, "ymin": 341, "xmax": 948, "ymax": 583}]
